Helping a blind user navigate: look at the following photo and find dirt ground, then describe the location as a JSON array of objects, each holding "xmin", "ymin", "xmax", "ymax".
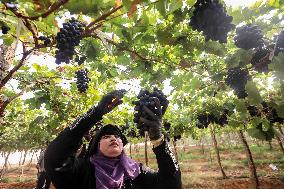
[{"xmin": 1, "ymin": 144, "xmax": 284, "ymax": 189}]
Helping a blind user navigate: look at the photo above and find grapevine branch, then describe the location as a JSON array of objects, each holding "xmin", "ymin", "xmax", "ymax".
[
  {"xmin": 94, "ymin": 36, "xmax": 213, "ymax": 79},
  {"xmin": 2, "ymin": 0, "xmax": 69, "ymax": 21},
  {"xmin": 86, "ymin": 5, "xmax": 123, "ymax": 31},
  {"xmin": 0, "ymin": 48, "xmax": 34, "ymax": 89},
  {"xmin": 0, "ymin": 90, "xmax": 25, "ymax": 116}
]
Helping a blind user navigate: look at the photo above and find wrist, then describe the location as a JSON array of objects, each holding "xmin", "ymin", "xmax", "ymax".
[{"xmin": 151, "ymin": 134, "xmax": 164, "ymax": 148}]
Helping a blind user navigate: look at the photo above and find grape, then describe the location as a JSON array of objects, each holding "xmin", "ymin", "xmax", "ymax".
[
  {"xmin": 174, "ymin": 135, "xmax": 181, "ymax": 141},
  {"xmin": 216, "ymin": 112, "xmax": 228, "ymax": 126},
  {"xmin": 133, "ymin": 88, "xmax": 169, "ymax": 136},
  {"xmin": 275, "ymin": 30, "xmax": 284, "ymax": 56},
  {"xmin": 55, "ymin": 18, "xmax": 85, "ymax": 64},
  {"xmin": 247, "ymin": 105, "xmax": 261, "ymax": 117},
  {"xmin": 196, "ymin": 114, "xmax": 210, "ymax": 129},
  {"xmin": 251, "ymin": 48, "xmax": 271, "ymax": 73},
  {"xmin": 261, "ymin": 102, "xmax": 284, "ymax": 124},
  {"xmin": 39, "ymin": 36, "xmax": 51, "ymax": 46},
  {"xmin": 75, "ymin": 68, "xmax": 90, "ymax": 93},
  {"xmin": 225, "ymin": 67, "xmax": 250, "ymax": 99},
  {"xmin": 164, "ymin": 122, "xmax": 171, "ymax": 131},
  {"xmin": 75, "ymin": 55, "xmax": 87, "ymax": 65},
  {"xmin": 234, "ymin": 24, "xmax": 264, "ymax": 50},
  {"xmin": 1, "ymin": 25, "xmax": 10, "ymax": 34},
  {"xmin": 189, "ymin": 0, "xmax": 235, "ymax": 43}
]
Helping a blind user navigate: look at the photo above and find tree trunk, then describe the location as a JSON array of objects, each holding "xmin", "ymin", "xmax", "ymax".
[
  {"xmin": 238, "ymin": 130, "xmax": 259, "ymax": 189},
  {"xmin": 28, "ymin": 151, "xmax": 35, "ymax": 165},
  {"xmin": 173, "ymin": 139, "xmax": 179, "ymax": 163},
  {"xmin": 144, "ymin": 131, "xmax": 149, "ymax": 166},
  {"xmin": 268, "ymin": 141, "xmax": 273, "ymax": 150},
  {"xmin": 209, "ymin": 125, "xmax": 227, "ymax": 179},
  {"xmin": 19, "ymin": 151, "xmax": 23, "ymax": 166},
  {"xmin": 21, "ymin": 150, "xmax": 28, "ymax": 165},
  {"xmin": 0, "ymin": 151, "xmax": 11, "ymax": 178},
  {"xmin": 276, "ymin": 135, "xmax": 284, "ymax": 155}
]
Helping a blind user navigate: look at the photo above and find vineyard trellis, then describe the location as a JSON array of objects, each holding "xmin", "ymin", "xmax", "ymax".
[{"xmin": 1, "ymin": 0, "xmax": 284, "ymax": 188}]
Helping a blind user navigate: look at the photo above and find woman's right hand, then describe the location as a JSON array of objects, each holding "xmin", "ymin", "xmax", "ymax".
[{"xmin": 96, "ymin": 89, "xmax": 126, "ymax": 115}]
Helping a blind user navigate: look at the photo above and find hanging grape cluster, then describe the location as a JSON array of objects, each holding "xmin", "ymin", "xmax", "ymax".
[
  {"xmin": 174, "ymin": 134, "xmax": 181, "ymax": 141},
  {"xmin": 1, "ymin": 25, "xmax": 10, "ymax": 34},
  {"xmin": 196, "ymin": 109, "xmax": 229, "ymax": 129},
  {"xmin": 247, "ymin": 102, "xmax": 284, "ymax": 124},
  {"xmin": 225, "ymin": 67, "xmax": 250, "ymax": 99},
  {"xmin": 39, "ymin": 36, "xmax": 51, "ymax": 46},
  {"xmin": 75, "ymin": 68, "xmax": 90, "ymax": 93},
  {"xmin": 189, "ymin": 0, "xmax": 235, "ymax": 43},
  {"xmin": 75, "ymin": 55, "xmax": 87, "ymax": 66},
  {"xmin": 55, "ymin": 18, "xmax": 85, "ymax": 64},
  {"xmin": 234, "ymin": 24, "xmax": 264, "ymax": 50},
  {"xmin": 196, "ymin": 113, "xmax": 216, "ymax": 129},
  {"xmin": 261, "ymin": 102, "xmax": 284, "ymax": 124},
  {"xmin": 275, "ymin": 30, "xmax": 284, "ymax": 56},
  {"xmin": 133, "ymin": 88, "xmax": 169, "ymax": 136},
  {"xmin": 247, "ymin": 105, "xmax": 261, "ymax": 117},
  {"xmin": 164, "ymin": 122, "xmax": 171, "ymax": 131},
  {"xmin": 251, "ymin": 48, "xmax": 271, "ymax": 73}
]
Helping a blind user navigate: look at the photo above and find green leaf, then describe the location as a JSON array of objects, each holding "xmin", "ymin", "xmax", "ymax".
[
  {"xmin": 246, "ymin": 81, "xmax": 262, "ymax": 105},
  {"xmin": 156, "ymin": 0, "xmax": 167, "ymax": 18}
]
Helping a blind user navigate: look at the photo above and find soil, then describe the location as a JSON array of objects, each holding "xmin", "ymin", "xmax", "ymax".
[{"xmin": 1, "ymin": 144, "xmax": 284, "ymax": 189}]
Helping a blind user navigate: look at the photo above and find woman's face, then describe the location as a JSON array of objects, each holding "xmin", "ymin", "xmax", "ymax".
[{"xmin": 99, "ymin": 134, "xmax": 123, "ymax": 158}]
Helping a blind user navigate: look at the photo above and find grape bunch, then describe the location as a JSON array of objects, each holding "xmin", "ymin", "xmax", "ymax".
[
  {"xmin": 251, "ymin": 48, "xmax": 271, "ymax": 73},
  {"xmin": 75, "ymin": 68, "xmax": 90, "ymax": 93},
  {"xmin": 234, "ymin": 24, "xmax": 264, "ymax": 50},
  {"xmin": 174, "ymin": 135, "xmax": 181, "ymax": 141},
  {"xmin": 55, "ymin": 18, "xmax": 85, "ymax": 64},
  {"xmin": 133, "ymin": 88, "xmax": 169, "ymax": 136},
  {"xmin": 225, "ymin": 67, "xmax": 250, "ymax": 99},
  {"xmin": 261, "ymin": 102, "xmax": 284, "ymax": 124},
  {"xmin": 215, "ymin": 109, "xmax": 229, "ymax": 126},
  {"xmin": 164, "ymin": 121, "xmax": 171, "ymax": 131},
  {"xmin": 1, "ymin": 25, "xmax": 10, "ymax": 34},
  {"xmin": 275, "ymin": 30, "xmax": 284, "ymax": 56},
  {"xmin": 247, "ymin": 105, "xmax": 261, "ymax": 117},
  {"xmin": 39, "ymin": 36, "xmax": 51, "ymax": 46},
  {"xmin": 189, "ymin": 0, "xmax": 235, "ymax": 43},
  {"xmin": 196, "ymin": 113, "xmax": 217, "ymax": 129},
  {"xmin": 75, "ymin": 55, "xmax": 87, "ymax": 66}
]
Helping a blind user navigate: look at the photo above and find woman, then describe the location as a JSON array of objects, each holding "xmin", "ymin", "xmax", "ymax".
[{"xmin": 44, "ymin": 90, "xmax": 181, "ymax": 189}]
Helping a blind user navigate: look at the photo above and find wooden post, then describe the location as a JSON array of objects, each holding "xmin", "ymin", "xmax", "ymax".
[{"xmin": 144, "ymin": 131, "xmax": 149, "ymax": 166}]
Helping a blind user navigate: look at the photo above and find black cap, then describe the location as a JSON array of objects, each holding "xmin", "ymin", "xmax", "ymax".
[{"xmin": 87, "ymin": 124, "xmax": 128, "ymax": 156}]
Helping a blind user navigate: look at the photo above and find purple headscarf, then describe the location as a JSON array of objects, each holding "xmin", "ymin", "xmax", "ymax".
[{"xmin": 89, "ymin": 150, "xmax": 140, "ymax": 189}]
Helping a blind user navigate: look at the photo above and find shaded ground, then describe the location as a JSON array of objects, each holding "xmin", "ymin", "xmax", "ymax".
[{"xmin": 1, "ymin": 143, "xmax": 284, "ymax": 188}]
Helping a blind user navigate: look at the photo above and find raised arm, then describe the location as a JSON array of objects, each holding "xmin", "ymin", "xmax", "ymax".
[
  {"xmin": 44, "ymin": 90, "xmax": 125, "ymax": 188},
  {"xmin": 138, "ymin": 105, "xmax": 182, "ymax": 189}
]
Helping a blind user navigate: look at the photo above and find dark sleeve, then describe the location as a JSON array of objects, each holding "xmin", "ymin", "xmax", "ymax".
[
  {"xmin": 44, "ymin": 106, "xmax": 102, "ymax": 189},
  {"xmin": 134, "ymin": 140, "xmax": 182, "ymax": 189}
]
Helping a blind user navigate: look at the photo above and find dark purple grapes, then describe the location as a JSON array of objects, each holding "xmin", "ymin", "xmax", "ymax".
[
  {"xmin": 133, "ymin": 88, "xmax": 169, "ymax": 136},
  {"xmin": 39, "ymin": 36, "xmax": 51, "ymax": 46},
  {"xmin": 251, "ymin": 48, "xmax": 271, "ymax": 73},
  {"xmin": 1, "ymin": 25, "xmax": 10, "ymax": 34},
  {"xmin": 55, "ymin": 18, "xmax": 85, "ymax": 64},
  {"xmin": 225, "ymin": 67, "xmax": 250, "ymax": 99},
  {"xmin": 234, "ymin": 24, "xmax": 264, "ymax": 50},
  {"xmin": 189, "ymin": 0, "xmax": 235, "ymax": 43},
  {"xmin": 247, "ymin": 105, "xmax": 261, "ymax": 117},
  {"xmin": 75, "ymin": 68, "xmax": 90, "ymax": 93},
  {"xmin": 275, "ymin": 30, "xmax": 284, "ymax": 56}
]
